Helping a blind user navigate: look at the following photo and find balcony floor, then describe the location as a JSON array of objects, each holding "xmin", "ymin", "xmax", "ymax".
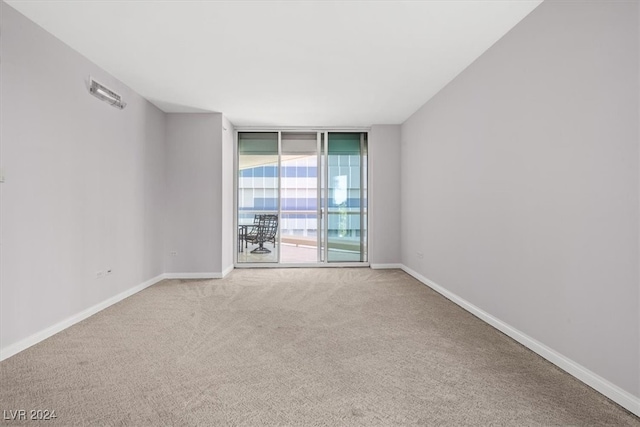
[{"xmin": 237, "ymin": 241, "xmax": 362, "ymax": 264}]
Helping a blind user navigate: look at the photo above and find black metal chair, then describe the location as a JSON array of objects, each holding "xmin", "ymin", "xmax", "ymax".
[
  {"xmin": 243, "ymin": 214, "xmax": 265, "ymax": 247},
  {"xmin": 244, "ymin": 214, "xmax": 278, "ymax": 253}
]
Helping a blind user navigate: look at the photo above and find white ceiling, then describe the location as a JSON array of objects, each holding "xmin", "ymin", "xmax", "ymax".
[{"xmin": 7, "ymin": 0, "xmax": 543, "ymax": 127}]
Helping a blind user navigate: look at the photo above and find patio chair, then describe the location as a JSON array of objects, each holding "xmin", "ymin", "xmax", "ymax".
[{"xmin": 245, "ymin": 214, "xmax": 278, "ymax": 253}]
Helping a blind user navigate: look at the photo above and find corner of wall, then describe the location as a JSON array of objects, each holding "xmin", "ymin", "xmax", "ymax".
[{"xmin": 369, "ymin": 125, "xmax": 402, "ymax": 265}]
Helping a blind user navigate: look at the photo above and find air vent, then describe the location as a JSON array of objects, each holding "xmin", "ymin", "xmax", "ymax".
[{"xmin": 89, "ymin": 77, "xmax": 126, "ymax": 110}]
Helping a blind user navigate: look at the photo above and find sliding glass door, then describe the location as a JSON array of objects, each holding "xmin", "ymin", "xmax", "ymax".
[{"xmin": 236, "ymin": 131, "xmax": 367, "ymax": 265}]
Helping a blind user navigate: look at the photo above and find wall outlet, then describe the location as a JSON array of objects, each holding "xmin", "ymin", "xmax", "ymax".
[
  {"xmin": 96, "ymin": 270, "xmax": 104, "ymax": 279},
  {"xmin": 170, "ymin": 251, "xmax": 177, "ymax": 256},
  {"xmin": 417, "ymin": 251, "xmax": 424, "ymax": 259}
]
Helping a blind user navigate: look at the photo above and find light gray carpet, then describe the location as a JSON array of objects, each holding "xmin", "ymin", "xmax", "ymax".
[{"xmin": 1, "ymin": 268, "xmax": 638, "ymax": 426}]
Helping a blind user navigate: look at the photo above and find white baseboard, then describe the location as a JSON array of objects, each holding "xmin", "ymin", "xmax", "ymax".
[
  {"xmin": 400, "ymin": 264, "xmax": 640, "ymax": 417},
  {"xmin": 163, "ymin": 272, "xmax": 223, "ymax": 279},
  {"xmin": 0, "ymin": 268, "xmax": 234, "ymax": 361},
  {"xmin": 0, "ymin": 274, "xmax": 165, "ymax": 362},
  {"xmin": 370, "ymin": 263, "xmax": 404, "ymax": 269}
]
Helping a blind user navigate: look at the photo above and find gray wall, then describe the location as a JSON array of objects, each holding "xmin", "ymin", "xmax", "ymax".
[
  {"xmin": 401, "ymin": 0, "xmax": 639, "ymax": 396},
  {"xmin": 369, "ymin": 125, "xmax": 402, "ymax": 265},
  {"xmin": 165, "ymin": 113, "xmax": 224, "ymax": 275},
  {"xmin": 0, "ymin": 3, "xmax": 166, "ymax": 349}
]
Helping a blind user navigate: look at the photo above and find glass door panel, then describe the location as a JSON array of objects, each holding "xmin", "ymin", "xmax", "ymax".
[
  {"xmin": 279, "ymin": 133, "xmax": 319, "ymax": 264},
  {"xmin": 326, "ymin": 133, "xmax": 366, "ymax": 262},
  {"xmin": 237, "ymin": 132, "xmax": 279, "ymax": 263}
]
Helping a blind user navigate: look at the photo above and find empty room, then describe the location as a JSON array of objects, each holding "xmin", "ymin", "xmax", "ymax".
[{"xmin": 1, "ymin": 0, "xmax": 639, "ymax": 425}]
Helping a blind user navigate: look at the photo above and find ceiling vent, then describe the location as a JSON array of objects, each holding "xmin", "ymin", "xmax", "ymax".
[{"xmin": 88, "ymin": 77, "xmax": 126, "ymax": 110}]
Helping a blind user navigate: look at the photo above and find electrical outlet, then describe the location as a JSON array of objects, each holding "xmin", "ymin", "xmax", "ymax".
[
  {"xmin": 417, "ymin": 251, "xmax": 424, "ymax": 259},
  {"xmin": 96, "ymin": 270, "xmax": 104, "ymax": 279},
  {"xmin": 170, "ymin": 251, "xmax": 177, "ymax": 256}
]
